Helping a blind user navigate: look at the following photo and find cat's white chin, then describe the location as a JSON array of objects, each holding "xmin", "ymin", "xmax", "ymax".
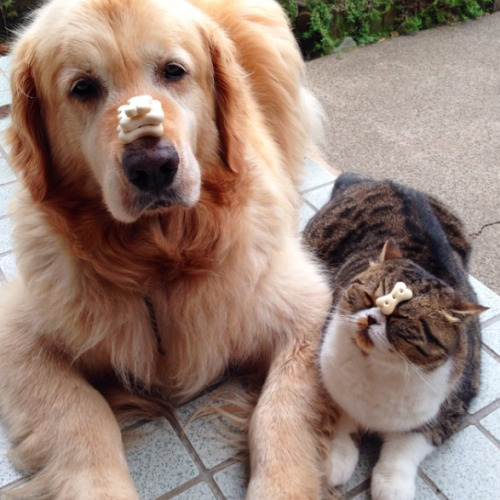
[{"xmin": 320, "ymin": 309, "xmax": 453, "ymax": 433}]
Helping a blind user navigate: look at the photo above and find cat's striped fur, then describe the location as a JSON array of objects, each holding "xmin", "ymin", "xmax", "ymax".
[{"xmin": 303, "ymin": 173, "xmax": 486, "ymax": 500}]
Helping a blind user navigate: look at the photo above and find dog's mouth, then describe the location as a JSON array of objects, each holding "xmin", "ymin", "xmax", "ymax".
[
  {"xmin": 134, "ymin": 191, "xmax": 181, "ymax": 215},
  {"xmin": 112, "ymin": 172, "xmax": 201, "ymax": 223},
  {"xmin": 145, "ymin": 197, "xmax": 174, "ymax": 211}
]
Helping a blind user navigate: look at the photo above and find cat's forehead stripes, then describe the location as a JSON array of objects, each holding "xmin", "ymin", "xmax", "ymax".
[{"xmin": 376, "ymin": 282, "xmax": 413, "ymax": 315}]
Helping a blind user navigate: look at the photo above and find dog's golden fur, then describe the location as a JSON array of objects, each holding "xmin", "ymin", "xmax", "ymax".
[{"xmin": 0, "ymin": 0, "xmax": 333, "ymax": 498}]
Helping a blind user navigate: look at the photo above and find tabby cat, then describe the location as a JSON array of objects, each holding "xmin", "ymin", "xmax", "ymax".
[{"xmin": 303, "ymin": 173, "xmax": 486, "ymax": 500}]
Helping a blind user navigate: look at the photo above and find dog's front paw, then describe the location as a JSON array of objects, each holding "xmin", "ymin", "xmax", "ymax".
[
  {"xmin": 247, "ymin": 476, "xmax": 317, "ymax": 500},
  {"xmin": 327, "ymin": 434, "xmax": 359, "ymax": 486},
  {"xmin": 59, "ymin": 470, "xmax": 140, "ymax": 500}
]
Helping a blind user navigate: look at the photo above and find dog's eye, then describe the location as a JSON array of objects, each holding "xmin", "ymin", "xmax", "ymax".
[
  {"xmin": 70, "ymin": 78, "xmax": 101, "ymax": 101},
  {"xmin": 162, "ymin": 63, "xmax": 187, "ymax": 82}
]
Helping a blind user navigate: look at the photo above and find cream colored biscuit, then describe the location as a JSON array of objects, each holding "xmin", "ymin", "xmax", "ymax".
[
  {"xmin": 117, "ymin": 95, "xmax": 164, "ymax": 144},
  {"xmin": 376, "ymin": 282, "xmax": 413, "ymax": 315}
]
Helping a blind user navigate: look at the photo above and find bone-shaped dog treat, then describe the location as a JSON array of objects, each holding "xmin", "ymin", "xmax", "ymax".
[
  {"xmin": 117, "ymin": 95, "xmax": 164, "ymax": 144},
  {"xmin": 376, "ymin": 282, "xmax": 413, "ymax": 315}
]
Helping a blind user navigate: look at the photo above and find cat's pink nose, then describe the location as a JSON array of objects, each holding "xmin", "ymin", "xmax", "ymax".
[{"xmin": 367, "ymin": 315, "xmax": 377, "ymax": 326}]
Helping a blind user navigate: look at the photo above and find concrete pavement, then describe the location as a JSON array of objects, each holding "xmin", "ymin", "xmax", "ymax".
[{"xmin": 307, "ymin": 12, "xmax": 500, "ymax": 294}]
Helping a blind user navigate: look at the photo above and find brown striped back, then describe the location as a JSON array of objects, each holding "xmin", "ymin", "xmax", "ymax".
[{"xmin": 304, "ymin": 173, "xmax": 485, "ymax": 444}]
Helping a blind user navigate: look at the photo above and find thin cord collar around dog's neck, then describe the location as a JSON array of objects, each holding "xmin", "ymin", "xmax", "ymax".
[{"xmin": 144, "ymin": 295, "xmax": 165, "ymax": 355}]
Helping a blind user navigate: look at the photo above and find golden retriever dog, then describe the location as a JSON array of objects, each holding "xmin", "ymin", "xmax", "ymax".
[{"xmin": 0, "ymin": 0, "xmax": 332, "ymax": 498}]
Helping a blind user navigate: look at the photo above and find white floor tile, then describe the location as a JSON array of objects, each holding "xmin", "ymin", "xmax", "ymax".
[
  {"xmin": 0, "ymin": 217, "xmax": 13, "ymax": 254},
  {"xmin": 171, "ymin": 482, "xmax": 217, "ymax": 499},
  {"xmin": 339, "ymin": 436, "xmax": 380, "ymax": 494},
  {"xmin": 0, "ymin": 252, "xmax": 16, "ymax": 281},
  {"xmin": 414, "ymin": 475, "xmax": 440, "ymax": 500},
  {"xmin": 299, "ymin": 158, "xmax": 336, "ymax": 192},
  {"xmin": 126, "ymin": 419, "xmax": 198, "ymax": 500},
  {"xmin": 470, "ymin": 276, "xmax": 500, "ymax": 324},
  {"xmin": 214, "ymin": 462, "xmax": 248, "ymax": 500},
  {"xmin": 469, "ymin": 349, "xmax": 500, "ymax": 414},
  {"xmin": 177, "ymin": 385, "xmax": 240, "ymax": 470},
  {"xmin": 0, "ymin": 155, "xmax": 15, "ymax": 184},
  {"xmin": 480, "ymin": 407, "xmax": 500, "ymax": 441},
  {"xmin": 0, "ymin": 55, "xmax": 11, "ymax": 77},
  {"xmin": 302, "ymin": 182, "xmax": 335, "ymax": 210},
  {"xmin": 351, "ymin": 490, "xmax": 370, "ymax": 500},
  {"xmin": 421, "ymin": 425, "xmax": 500, "ymax": 500},
  {"xmin": 483, "ymin": 319, "xmax": 500, "ymax": 357},
  {"xmin": 0, "ymin": 91, "xmax": 10, "ymax": 108},
  {"xmin": 0, "ymin": 182, "xmax": 16, "ymax": 217},
  {"xmin": 0, "ymin": 424, "xmax": 22, "ymax": 488},
  {"xmin": 298, "ymin": 201, "xmax": 317, "ymax": 233}
]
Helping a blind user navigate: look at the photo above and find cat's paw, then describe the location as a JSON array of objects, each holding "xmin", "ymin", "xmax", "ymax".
[
  {"xmin": 371, "ymin": 463, "xmax": 416, "ymax": 500},
  {"xmin": 327, "ymin": 435, "xmax": 359, "ymax": 486}
]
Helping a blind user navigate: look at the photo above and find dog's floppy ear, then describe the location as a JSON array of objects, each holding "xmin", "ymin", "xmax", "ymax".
[
  {"xmin": 208, "ymin": 28, "xmax": 251, "ymax": 173},
  {"xmin": 8, "ymin": 38, "xmax": 51, "ymax": 203}
]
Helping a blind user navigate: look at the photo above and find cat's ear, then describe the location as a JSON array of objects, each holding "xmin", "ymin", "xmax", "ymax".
[
  {"xmin": 443, "ymin": 300, "xmax": 488, "ymax": 323},
  {"xmin": 380, "ymin": 239, "xmax": 403, "ymax": 262}
]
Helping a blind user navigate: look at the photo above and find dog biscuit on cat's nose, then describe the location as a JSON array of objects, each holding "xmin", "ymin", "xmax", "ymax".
[
  {"xmin": 117, "ymin": 95, "xmax": 164, "ymax": 144},
  {"xmin": 376, "ymin": 282, "xmax": 413, "ymax": 315}
]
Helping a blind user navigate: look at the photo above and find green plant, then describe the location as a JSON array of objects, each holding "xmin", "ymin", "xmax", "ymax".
[
  {"xmin": 337, "ymin": 0, "xmax": 393, "ymax": 44},
  {"xmin": 279, "ymin": 0, "xmax": 337, "ymax": 58},
  {"xmin": 304, "ymin": 0, "xmax": 336, "ymax": 56},
  {"xmin": 279, "ymin": 0, "xmax": 299, "ymax": 22},
  {"xmin": 280, "ymin": 0, "xmax": 494, "ymax": 59},
  {"xmin": 396, "ymin": 0, "xmax": 490, "ymax": 35},
  {"xmin": 399, "ymin": 14, "xmax": 423, "ymax": 33},
  {"xmin": 0, "ymin": 0, "xmax": 18, "ymax": 40},
  {"xmin": 0, "ymin": 0, "xmax": 43, "ymax": 43}
]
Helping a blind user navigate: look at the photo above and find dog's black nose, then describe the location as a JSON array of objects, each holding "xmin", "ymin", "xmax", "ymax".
[{"xmin": 122, "ymin": 137, "xmax": 179, "ymax": 193}]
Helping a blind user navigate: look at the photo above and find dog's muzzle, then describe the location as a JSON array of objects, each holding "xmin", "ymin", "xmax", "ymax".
[{"xmin": 122, "ymin": 137, "xmax": 179, "ymax": 193}]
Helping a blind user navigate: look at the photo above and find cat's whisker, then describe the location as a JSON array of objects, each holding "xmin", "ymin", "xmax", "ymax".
[
  {"xmin": 333, "ymin": 310, "xmax": 359, "ymax": 325},
  {"xmin": 392, "ymin": 349, "xmax": 441, "ymax": 393},
  {"xmin": 397, "ymin": 353, "xmax": 415, "ymax": 390},
  {"xmin": 409, "ymin": 363, "xmax": 441, "ymax": 393}
]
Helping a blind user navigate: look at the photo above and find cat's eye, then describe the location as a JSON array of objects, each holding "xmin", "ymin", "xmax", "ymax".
[
  {"xmin": 346, "ymin": 281, "xmax": 375, "ymax": 309},
  {"xmin": 388, "ymin": 311, "xmax": 405, "ymax": 319},
  {"xmin": 362, "ymin": 291, "xmax": 374, "ymax": 308}
]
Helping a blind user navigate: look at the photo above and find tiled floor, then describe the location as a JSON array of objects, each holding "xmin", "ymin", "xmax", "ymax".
[{"xmin": 0, "ymin": 54, "xmax": 499, "ymax": 499}]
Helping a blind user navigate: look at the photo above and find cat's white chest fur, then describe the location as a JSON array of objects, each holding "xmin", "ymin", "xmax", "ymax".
[{"xmin": 320, "ymin": 309, "xmax": 452, "ymax": 433}]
